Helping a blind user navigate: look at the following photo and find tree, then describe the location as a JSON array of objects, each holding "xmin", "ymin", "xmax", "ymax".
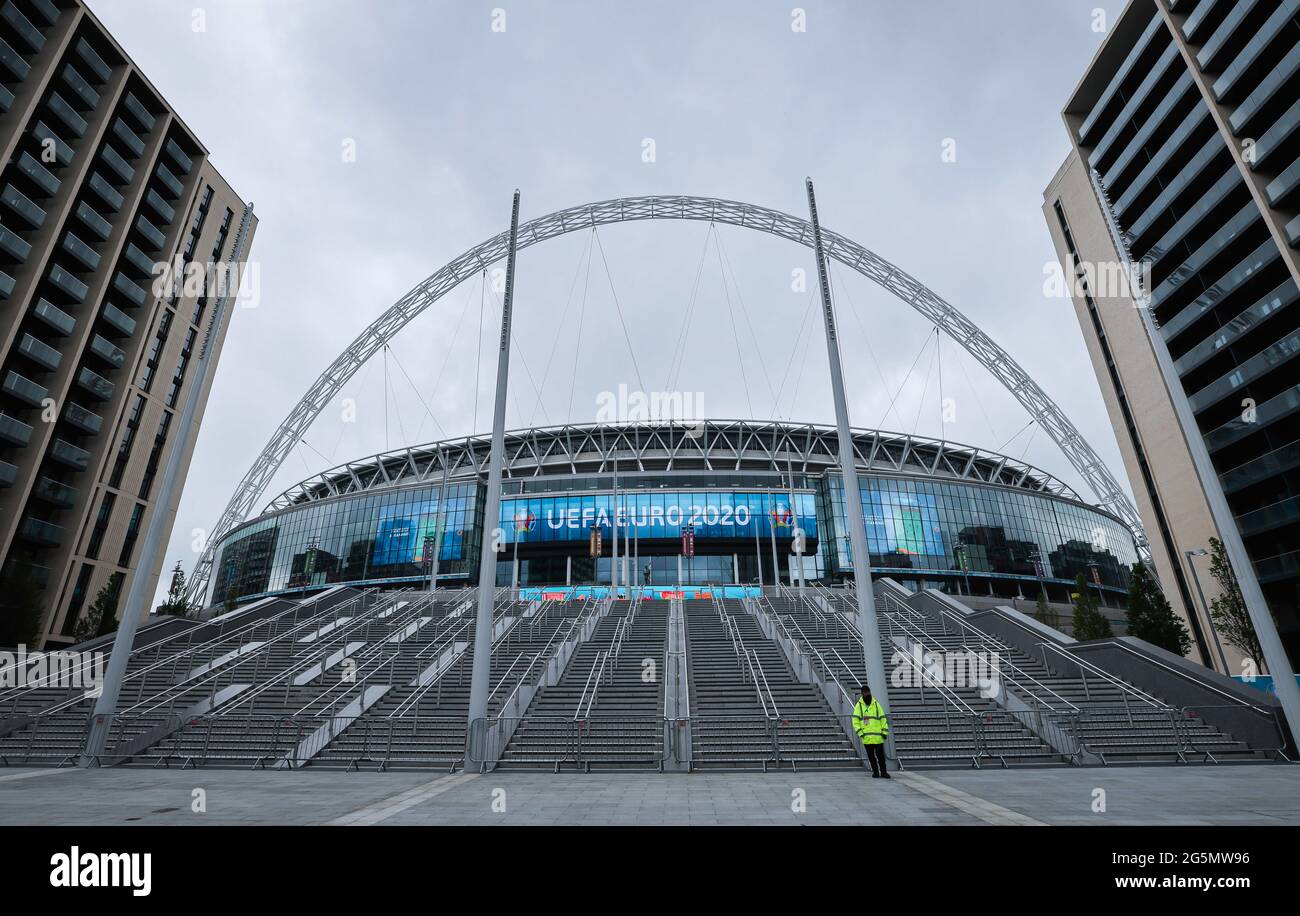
[
  {"xmin": 156, "ymin": 561, "xmax": 190, "ymax": 617},
  {"xmin": 1033, "ymin": 593, "xmax": 1060, "ymax": 630},
  {"xmin": 0, "ymin": 556, "xmax": 46, "ymax": 648},
  {"xmin": 1206, "ymin": 536, "xmax": 1263, "ymax": 672},
  {"xmin": 73, "ymin": 572, "xmax": 124, "ymax": 644},
  {"xmin": 1125, "ymin": 561, "xmax": 1191, "ymax": 655},
  {"xmin": 1070, "ymin": 572, "xmax": 1113, "ymax": 641}
]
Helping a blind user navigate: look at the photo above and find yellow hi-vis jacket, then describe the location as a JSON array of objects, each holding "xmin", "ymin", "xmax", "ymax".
[{"xmin": 852, "ymin": 696, "xmax": 889, "ymax": 745}]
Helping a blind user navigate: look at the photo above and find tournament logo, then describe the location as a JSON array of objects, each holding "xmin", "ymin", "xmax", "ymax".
[{"xmin": 769, "ymin": 504, "xmax": 794, "ymax": 528}]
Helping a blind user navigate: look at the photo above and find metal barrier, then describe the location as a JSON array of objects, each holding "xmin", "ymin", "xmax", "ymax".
[
  {"xmin": 1176, "ymin": 704, "xmax": 1290, "ymax": 763},
  {"xmin": 468, "ymin": 715, "xmax": 666, "ymax": 772}
]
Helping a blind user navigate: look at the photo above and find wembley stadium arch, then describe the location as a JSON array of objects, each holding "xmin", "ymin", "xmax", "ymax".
[{"xmin": 187, "ymin": 195, "xmax": 1148, "ymax": 605}]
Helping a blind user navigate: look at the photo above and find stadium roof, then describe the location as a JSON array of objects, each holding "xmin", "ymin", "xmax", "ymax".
[{"xmin": 264, "ymin": 420, "xmax": 1084, "ymax": 513}]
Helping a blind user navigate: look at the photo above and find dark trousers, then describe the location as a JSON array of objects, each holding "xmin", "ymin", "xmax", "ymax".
[{"xmin": 863, "ymin": 742, "xmax": 887, "ymax": 776}]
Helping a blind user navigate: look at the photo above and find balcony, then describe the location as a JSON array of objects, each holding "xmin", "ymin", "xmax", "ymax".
[
  {"xmin": 76, "ymin": 201, "xmax": 111, "ymax": 241},
  {"xmin": 0, "ymin": 460, "xmax": 15, "ymax": 487},
  {"xmin": 112, "ymin": 118, "xmax": 144, "ymax": 158},
  {"xmin": 61, "ymin": 64, "xmax": 98, "ymax": 109},
  {"xmin": 2, "ymin": 1, "xmax": 46, "ymax": 52},
  {"xmin": 76, "ymin": 366, "xmax": 113, "ymax": 401},
  {"xmin": 113, "ymin": 271, "xmax": 146, "ymax": 306},
  {"xmin": 100, "ymin": 145, "xmax": 134, "ymax": 184},
  {"xmin": 123, "ymin": 91, "xmax": 156, "ymax": 131},
  {"xmin": 87, "ymin": 172, "xmax": 123, "ymax": 212},
  {"xmin": 49, "ymin": 438, "xmax": 89, "ymax": 471},
  {"xmin": 154, "ymin": 163, "xmax": 184, "ymax": 199},
  {"xmin": 3, "ymin": 370, "xmax": 47, "ymax": 406},
  {"xmin": 134, "ymin": 215, "xmax": 165, "ymax": 251},
  {"xmin": 165, "ymin": 138, "xmax": 193, "ymax": 174},
  {"xmin": 145, "ymin": 188, "xmax": 174, "ymax": 225},
  {"xmin": 0, "ymin": 223, "xmax": 30, "ymax": 260},
  {"xmin": 0, "ymin": 268, "xmax": 13, "ymax": 298},
  {"xmin": 17, "ymin": 151, "xmax": 59, "ymax": 196},
  {"xmin": 18, "ymin": 333, "xmax": 60, "ymax": 371},
  {"xmin": 33, "ymin": 476, "xmax": 76, "ymax": 508},
  {"xmin": 3, "ymin": 184, "xmax": 45, "ymax": 227},
  {"xmin": 18, "ymin": 517, "xmax": 62, "ymax": 548},
  {"xmin": 31, "ymin": 121, "xmax": 73, "ymax": 167},
  {"xmin": 0, "ymin": 83, "xmax": 12, "ymax": 113},
  {"xmin": 89, "ymin": 333, "xmax": 124, "ymax": 369},
  {"xmin": 61, "ymin": 231, "xmax": 99, "ymax": 270},
  {"xmin": 75, "ymin": 37, "xmax": 110, "ymax": 82},
  {"xmin": 47, "ymin": 263, "xmax": 88, "ymax": 301},
  {"xmin": 30, "ymin": 0, "xmax": 60, "ymax": 26},
  {"xmin": 0, "ymin": 411, "xmax": 32, "ymax": 446},
  {"xmin": 47, "ymin": 92, "xmax": 87, "ymax": 138},
  {"xmin": 33, "ymin": 298, "xmax": 74, "ymax": 336},
  {"xmin": 0, "ymin": 35, "xmax": 30, "ymax": 81},
  {"xmin": 123, "ymin": 241, "xmax": 155, "ymax": 276},
  {"xmin": 100, "ymin": 302, "xmax": 135, "ymax": 336},
  {"xmin": 63, "ymin": 401, "xmax": 101, "ymax": 435}
]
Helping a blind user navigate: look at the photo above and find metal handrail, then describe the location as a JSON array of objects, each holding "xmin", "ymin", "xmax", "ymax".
[
  {"xmin": 575, "ymin": 651, "xmax": 608, "ymax": 720},
  {"xmin": 1036, "ymin": 640, "xmax": 1169, "ymax": 709},
  {"xmin": 749, "ymin": 647, "xmax": 780, "ymax": 718},
  {"xmin": 0, "ymin": 587, "xmax": 376, "ymax": 714},
  {"xmin": 905, "ymin": 603, "xmax": 1081, "ymax": 714}
]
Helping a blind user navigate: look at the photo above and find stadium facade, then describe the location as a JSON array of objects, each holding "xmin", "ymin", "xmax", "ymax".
[{"xmin": 208, "ymin": 420, "xmax": 1139, "ymax": 607}]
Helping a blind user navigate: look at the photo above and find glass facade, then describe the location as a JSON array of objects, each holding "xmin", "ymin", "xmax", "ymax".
[
  {"xmin": 824, "ymin": 475, "xmax": 1137, "ymax": 592},
  {"xmin": 211, "ymin": 481, "xmax": 480, "ymax": 604},
  {"xmin": 213, "ymin": 468, "xmax": 1138, "ymax": 603}
]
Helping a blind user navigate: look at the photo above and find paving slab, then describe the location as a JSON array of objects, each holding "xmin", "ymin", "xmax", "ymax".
[{"xmin": 0, "ymin": 764, "xmax": 1295, "ymax": 826}]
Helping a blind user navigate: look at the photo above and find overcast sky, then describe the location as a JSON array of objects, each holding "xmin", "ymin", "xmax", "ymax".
[{"xmin": 86, "ymin": 0, "xmax": 1124, "ymax": 607}]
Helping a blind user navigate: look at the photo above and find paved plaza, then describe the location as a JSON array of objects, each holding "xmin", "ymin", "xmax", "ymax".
[{"xmin": 0, "ymin": 764, "xmax": 1297, "ymax": 826}]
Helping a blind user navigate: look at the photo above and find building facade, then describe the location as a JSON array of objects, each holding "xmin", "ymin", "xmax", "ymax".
[
  {"xmin": 1043, "ymin": 0, "xmax": 1300, "ymax": 674},
  {"xmin": 209, "ymin": 421, "xmax": 1139, "ymax": 609},
  {"xmin": 0, "ymin": 0, "xmax": 254, "ymax": 646}
]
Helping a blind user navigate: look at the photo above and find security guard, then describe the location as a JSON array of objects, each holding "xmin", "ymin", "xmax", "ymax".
[{"xmin": 852, "ymin": 684, "xmax": 890, "ymax": 778}]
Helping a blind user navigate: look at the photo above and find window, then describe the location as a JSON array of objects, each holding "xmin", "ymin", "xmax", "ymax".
[
  {"xmin": 85, "ymin": 492, "xmax": 115, "ymax": 559},
  {"xmin": 118, "ymin": 502, "xmax": 144, "ymax": 567}
]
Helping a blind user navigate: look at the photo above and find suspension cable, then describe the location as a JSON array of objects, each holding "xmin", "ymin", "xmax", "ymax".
[
  {"xmin": 715, "ymin": 227, "xmax": 776, "ymax": 407},
  {"xmin": 832, "ymin": 265, "xmax": 907, "ymax": 430},
  {"xmin": 530, "ymin": 232, "xmax": 595, "ymax": 427},
  {"xmin": 665, "ymin": 221, "xmax": 714, "ymax": 394},
  {"xmin": 592, "ymin": 227, "xmax": 646, "ymax": 394},
  {"xmin": 567, "ymin": 231, "xmax": 595, "ymax": 423},
  {"xmin": 769, "ymin": 290, "xmax": 816, "ymax": 421},
  {"xmin": 910, "ymin": 329, "xmax": 939, "ymax": 436}
]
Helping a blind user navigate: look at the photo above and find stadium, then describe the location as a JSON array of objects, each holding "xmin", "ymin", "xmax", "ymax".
[{"xmin": 208, "ymin": 420, "xmax": 1140, "ymax": 608}]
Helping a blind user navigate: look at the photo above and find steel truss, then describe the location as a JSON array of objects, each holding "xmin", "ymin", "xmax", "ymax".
[
  {"xmin": 261, "ymin": 420, "xmax": 1082, "ymax": 512},
  {"xmin": 188, "ymin": 196, "xmax": 1147, "ymax": 604}
]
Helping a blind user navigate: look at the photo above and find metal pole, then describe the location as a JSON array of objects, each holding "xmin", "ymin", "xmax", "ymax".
[
  {"xmin": 788, "ymin": 457, "xmax": 805, "ymax": 594},
  {"xmin": 466, "ymin": 190, "xmax": 521, "ymax": 730},
  {"xmin": 82, "ymin": 202, "xmax": 255, "ymax": 764},
  {"xmin": 768, "ymin": 493, "xmax": 780, "ymax": 588},
  {"xmin": 1185, "ymin": 549, "xmax": 1231, "ymax": 676},
  {"xmin": 805, "ymin": 178, "xmax": 889, "ymax": 709},
  {"xmin": 429, "ymin": 461, "xmax": 448, "ymax": 593},
  {"xmin": 611, "ymin": 451, "xmax": 619, "ymax": 590}
]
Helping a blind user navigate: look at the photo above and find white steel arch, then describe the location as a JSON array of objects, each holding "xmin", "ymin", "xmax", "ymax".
[{"xmin": 188, "ymin": 195, "xmax": 1147, "ymax": 603}]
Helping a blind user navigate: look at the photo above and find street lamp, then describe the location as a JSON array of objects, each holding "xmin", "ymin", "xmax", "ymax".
[{"xmin": 1185, "ymin": 548, "xmax": 1231, "ymax": 675}]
